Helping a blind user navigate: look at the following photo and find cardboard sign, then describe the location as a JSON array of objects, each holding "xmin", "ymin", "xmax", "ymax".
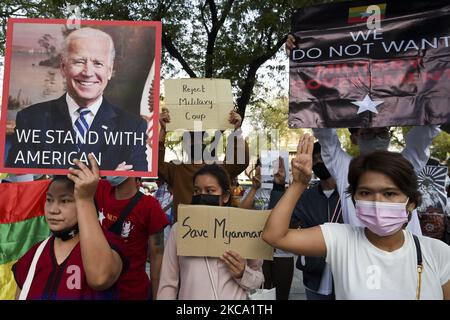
[
  {"xmin": 289, "ymin": 0, "xmax": 450, "ymax": 128},
  {"xmin": 0, "ymin": 18, "xmax": 161, "ymax": 177},
  {"xmin": 177, "ymin": 204, "xmax": 273, "ymax": 260},
  {"xmin": 165, "ymin": 78, "xmax": 234, "ymax": 131}
]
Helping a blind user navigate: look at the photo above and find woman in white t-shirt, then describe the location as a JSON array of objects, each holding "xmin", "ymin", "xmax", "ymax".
[{"xmin": 263, "ymin": 133, "xmax": 450, "ymax": 300}]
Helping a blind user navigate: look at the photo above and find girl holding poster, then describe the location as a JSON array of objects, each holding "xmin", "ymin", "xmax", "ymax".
[
  {"xmin": 13, "ymin": 154, "xmax": 127, "ymax": 299},
  {"xmin": 157, "ymin": 164, "xmax": 264, "ymax": 299}
]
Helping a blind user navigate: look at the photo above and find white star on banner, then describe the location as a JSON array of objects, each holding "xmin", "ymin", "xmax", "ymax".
[
  {"xmin": 351, "ymin": 95, "xmax": 384, "ymax": 114},
  {"xmin": 98, "ymin": 210, "xmax": 105, "ymax": 225}
]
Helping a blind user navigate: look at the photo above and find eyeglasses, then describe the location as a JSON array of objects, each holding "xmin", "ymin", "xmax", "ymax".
[{"xmin": 359, "ymin": 130, "xmax": 391, "ymax": 140}]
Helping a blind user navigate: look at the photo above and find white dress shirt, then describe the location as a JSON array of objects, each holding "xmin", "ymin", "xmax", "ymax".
[{"xmin": 66, "ymin": 93, "xmax": 103, "ymax": 130}]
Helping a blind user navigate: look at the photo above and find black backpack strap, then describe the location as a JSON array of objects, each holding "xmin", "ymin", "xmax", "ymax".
[
  {"xmin": 412, "ymin": 235, "xmax": 423, "ymax": 300},
  {"xmin": 109, "ymin": 191, "xmax": 144, "ymax": 236},
  {"xmin": 412, "ymin": 235, "xmax": 423, "ymax": 266}
]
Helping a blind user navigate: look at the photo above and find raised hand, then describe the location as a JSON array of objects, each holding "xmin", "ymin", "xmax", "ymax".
[
  {"xmin": 159, "ymin": 107, "xmax": 171, "ymax": 143},
  {"xmin": 286, "ymin": 34, "xmax": 296, "ymax": 55},
  {"xmin": 292, "ymin": 133, "xmax": 314, "ymax": 185},
  {"xmin": 115, "ymin": 161, "xmax": 133, "ymax": 171},
  {"xmin": 253, "ymin": 165, "xmax": 262, "ymax": 190},
  {"xmin": 228, "ymin": 110, "xmax": 242, "ymax": 129},
  {"xmin": 249, "ymin": 165, "xmax": 262, "ymax": 191},
  {"xmin": 67, "ymin": 153, "xmax": 100, "ymax": 201},
  {"xmin": 274, "ymin": 156, "xmax": 286, "ymax": 185},
  {"xmin": 159, "ymin": 107, "xmax": 171, "ymax": 130}
]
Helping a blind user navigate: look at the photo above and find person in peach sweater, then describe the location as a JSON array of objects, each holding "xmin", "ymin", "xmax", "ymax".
[{"xmin": 157, "ymin": 164, "xmax": 264, "ymax": 299}]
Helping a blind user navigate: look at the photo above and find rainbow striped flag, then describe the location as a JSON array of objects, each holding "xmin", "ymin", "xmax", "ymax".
[
  {"xmin": 348, "ymin": 3, "xmax": 386, "ymax": 24},
  {"xmin": 0, "ymin": 180, "xmax": 50, "ymax": 299}
]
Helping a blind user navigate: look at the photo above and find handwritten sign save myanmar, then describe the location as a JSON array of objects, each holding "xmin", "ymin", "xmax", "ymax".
[
  {"xmin": 164, "ymin": 79, "xmax": 234, "ymax": 131},
  {"xmin": 289, "ymin": 0, "xmax": 450, "ymax": 128},
  {"xmin": 177, "ymin": 205, "xmax": 273, "ymax": 260}
]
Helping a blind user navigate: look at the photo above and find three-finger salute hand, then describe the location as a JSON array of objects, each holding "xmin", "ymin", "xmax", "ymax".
[
  {"xmin": 252, "ymin": 165, "xmax": 262, "ymax": 190},
  {"xmin": 292, "ymin": 133, "xmax": 314, "ymax": 186},
  {"xmin": 274, "ymin": 156, "xmax": 286, "ymax": 185}
]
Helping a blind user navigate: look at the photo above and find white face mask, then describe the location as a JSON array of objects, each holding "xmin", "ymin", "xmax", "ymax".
[{"xmin": 358, "ymin": 137, "xmax": 390, "ymax": 154}]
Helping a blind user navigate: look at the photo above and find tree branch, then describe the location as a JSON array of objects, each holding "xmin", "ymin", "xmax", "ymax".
[
  {"xmin": 218, "ymin": 0, "xmax": 234, "ymax": 28},
  {"xmin": 200, "ymin": 1, "xmax": 211, "ymax": 35},
  {"xmin": 204, "ymin": 0, "xmax": 235, "ymax": 77},
  {"xmin": 207, "ymin": 0, "xmax": 218, "ymax": 24},
  {"xmin": 163, "ymin": 34, "xmax": 197, "ymax": 78},
  {"xmin": 237, "ymin": 35, "xmax": 288, "ymax": 117}
]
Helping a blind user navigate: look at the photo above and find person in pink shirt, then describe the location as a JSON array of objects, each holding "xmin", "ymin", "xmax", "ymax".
[{"xmin": 157, "ymin": 164, "xmax": 264, "ymax": 300}]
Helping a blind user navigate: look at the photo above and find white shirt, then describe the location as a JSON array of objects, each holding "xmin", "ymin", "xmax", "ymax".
[
  {"xmin": 312, "ymin": 126, "xmax": 441, "ymax": 234},
  {"xmin": 320, "ymin": 223, "xmax": 450, "ymax": 300},
  {"xmin": 316, "ymin": 263, "xmax": 333, "ymax": 295},
  {"xmin": 66, "ymin": 93, "xmax": 102, "ymax": 129}
]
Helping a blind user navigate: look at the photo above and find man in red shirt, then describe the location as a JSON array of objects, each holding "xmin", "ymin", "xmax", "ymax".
[{"xmin": 95, "ymin": 176, "xmax": 169, "ymax": 299}]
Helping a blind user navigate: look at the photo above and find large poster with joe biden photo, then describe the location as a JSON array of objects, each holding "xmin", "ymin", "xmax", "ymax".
[
  {"xmin": 289, "ymin": 0, "xmax": 450, "ymax": 128},
  {"xmin": 0, "ymin": 18, "xmax": 161, "ymax": 177}
]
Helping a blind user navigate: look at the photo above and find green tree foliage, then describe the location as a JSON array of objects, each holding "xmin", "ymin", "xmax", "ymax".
[
  {"xmin": 247, "ymin": 95, "xmax": 304, "ymax": 150},
  {"xmin": 430, "ymin": 131, "xmax": 450, "ymax": 162},
  {"xmin": 248, "ymin": 96, "xmax": 290, "ymax": 138},
  {"xmin": 394, "ymin": 127, "xmax": 450, "ymax": 162},
  {"xmin": 336, "ymin": 128, "xmax": 359, "ymax": 156}
]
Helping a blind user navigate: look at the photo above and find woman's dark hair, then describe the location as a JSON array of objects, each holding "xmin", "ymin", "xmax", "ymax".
[
  {"xmin": 347, "ymin": 151, "xmax": 421, "ymax": 207},
  {"xmin": 49, "ymin": 175, "xmax": 75, "ymax": 192},
  {"xmin": 192, "ymin": 164, "xmax": 231, "ymax": 206}
]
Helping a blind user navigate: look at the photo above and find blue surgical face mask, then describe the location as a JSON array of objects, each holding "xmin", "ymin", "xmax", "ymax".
[
  {"xmin": 358, "ymin": 137, "xmax": 390, "ymax": 154},
  {"xmin": 106, "ymin": 176, "xmax": 128, "ymax": 187}
]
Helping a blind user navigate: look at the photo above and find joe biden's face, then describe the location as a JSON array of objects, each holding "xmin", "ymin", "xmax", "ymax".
[{"xmin": 61, "ymin": 36, "xmax": 113, "ymax": 107}]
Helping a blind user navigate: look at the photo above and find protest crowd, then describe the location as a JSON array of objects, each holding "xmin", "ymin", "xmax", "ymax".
[{"xmin": 0, "ymin": 0, "xmax": 449, "ymax": 302}]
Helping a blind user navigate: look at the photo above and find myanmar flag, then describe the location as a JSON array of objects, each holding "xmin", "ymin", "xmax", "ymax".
[
  {"xmin": 348, "ymin": 3, "xmax": 386, "ymax": 24},
  {"xmin": 0, "ymin": 180, "xmax": 50, "ymax": 299}
]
